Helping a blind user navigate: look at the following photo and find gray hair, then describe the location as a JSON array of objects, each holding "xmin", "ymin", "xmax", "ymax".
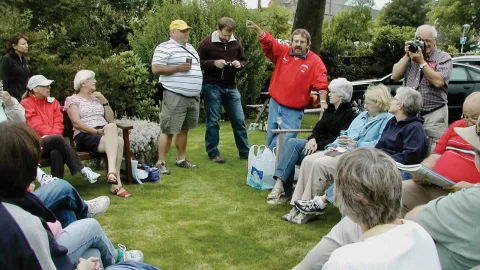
[
  {"xmin": 73, "ymin": 70, "xmax": 95, "ymax": 92},
  {"xmin": 334, "ymin": 148, "xmax": 402, "ymax": 230},
  {"xmin": 416, "ymin": 25, "xmax": 438, "ymax": 40},
  {"xmin": 329, "ymin": 78, "xmax": 353, "ymax": 102},
  {"xmin": 395, "ymin": 87, "xmax": 422, "ymax": 117}
]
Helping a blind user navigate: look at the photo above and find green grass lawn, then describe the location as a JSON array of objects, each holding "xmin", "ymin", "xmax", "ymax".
[{"xmin": 61, "ymin": 114, "xmax": 340, "ymax": 269}]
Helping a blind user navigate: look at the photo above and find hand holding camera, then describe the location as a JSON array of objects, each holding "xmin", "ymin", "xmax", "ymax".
[{"xmin": 404, "ymin": 40, "xmax": 426, "ymax": 64}]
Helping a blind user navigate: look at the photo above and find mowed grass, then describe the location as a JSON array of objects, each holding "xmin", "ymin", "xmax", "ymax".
[{"xmin": 59, "ymin": 114, "xmax": 340, "ymax": 270}]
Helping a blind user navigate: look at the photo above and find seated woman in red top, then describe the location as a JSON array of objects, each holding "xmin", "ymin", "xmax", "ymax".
[
  {"xmin": 64, "ymin": 70, "xmax": 130, "ymax": 198},
  {"xmin": 402, "ymin": 92, "xmax": 480, "ymax": 213},
  {"xmin": 21, "ymin": 75, "xmax": 100, "ymax": 183}
]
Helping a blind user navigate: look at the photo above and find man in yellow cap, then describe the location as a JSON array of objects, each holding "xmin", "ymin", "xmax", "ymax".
[{"xmin": 152, "ymin": 19, "xmax": 203, "ymax": 175}]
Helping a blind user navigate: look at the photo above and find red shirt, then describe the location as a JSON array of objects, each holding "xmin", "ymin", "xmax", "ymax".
[
  {"xmin": 259, "ymin": 31, "xmax": 328, "ymax": 109},
  {"xmin": 433, "ymin": 120, "xmax": 480, "ymax": 183},
  {"xmin": 21, "ymin": 95, "xmax": 64, "ymax": 138}
]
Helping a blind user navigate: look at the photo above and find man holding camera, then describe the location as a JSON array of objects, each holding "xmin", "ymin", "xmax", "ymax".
[
  {"xmin": 151, "ymin": 19, "xmax": 203, "ymax": 174},
  {"xmin": 197, "ymin": 17, "xmax": 250, "ymax": 163},
  {"xmin": 392, "ymin": 25, "xmax": 452, "ymax": 132}
]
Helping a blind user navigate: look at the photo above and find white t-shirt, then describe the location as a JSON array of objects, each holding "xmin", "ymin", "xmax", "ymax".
[
  {"xmin": 322, "ymin": 220, "xmax": 441, "ymax": 270},
  {"xmin": 151, "ymin": 39, "xmax": 203, "ymax": 97}
]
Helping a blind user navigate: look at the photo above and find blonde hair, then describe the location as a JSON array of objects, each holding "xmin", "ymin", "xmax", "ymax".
[{"xmin": 364, "ymin": 84, "xmax": 392, "ymax": 113}]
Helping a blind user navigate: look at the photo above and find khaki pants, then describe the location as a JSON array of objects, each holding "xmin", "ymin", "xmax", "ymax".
[
  {"xmin": 291, "ymin": 151, "xmax": 340, "ymax": 205},
  {"xmin": 423, "ymin": 105, "xmax": 448, "ymax": 134},
  {"xmin": 401, "ymin": 180, "xmax": 449, "ymax": 216},
  {"xmin": 293, "ymin": 216, "xmax": 362, "ymax": 270}
]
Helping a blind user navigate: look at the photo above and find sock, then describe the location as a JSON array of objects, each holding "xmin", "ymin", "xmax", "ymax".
[
  {"xmin": 176, "ymin": 159, "xmax": 185, "ymax": 164},
  {"xmin": 36, "ymin": 167, "xmax": 47, "ymax": 182}
]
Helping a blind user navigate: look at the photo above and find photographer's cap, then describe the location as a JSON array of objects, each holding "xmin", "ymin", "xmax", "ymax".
[
  {"xmin": 169, "ymin": 20, "xmax": 192, "ymax": 31},
  {"xmin": 27, "ymin": 75, "xmax": 54, "ymax": 90}
]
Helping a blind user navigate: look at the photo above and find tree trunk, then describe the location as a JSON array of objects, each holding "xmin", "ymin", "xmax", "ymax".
[
  {"xmin": 292, "ymin": 0, "xmax": 327, "ymax": 54},
  {"xmin": 258, "ymin": 0, "xmax": 261, "ymax": 9}
]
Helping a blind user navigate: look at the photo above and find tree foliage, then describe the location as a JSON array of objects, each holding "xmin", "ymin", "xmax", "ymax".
[
  {"xmin": 377, "ymin": 0, "xmax": 429, "ymax": 27},
  {"xmin": 428, "ymin": 0, "xmax": 479, "ymax": 34}
]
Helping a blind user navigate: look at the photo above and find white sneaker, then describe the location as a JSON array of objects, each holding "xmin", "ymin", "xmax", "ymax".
[
  {"xmin": 117, "ymin": 244, "xmax": 144, "ymax": 263},
  {"xmin": 85, "ymin": 196, "xmax": 110, "ymax": 217},
  {"xmin": 39, "ymin": 174, "xmax": 58, "ymax": 186},
  {"xmin": 282, "ymin": 207, "xmax": 299, "ymax": 222},
  {"xmin": 81, "ymin": 167, "xmax": 100, "ymax": 183}
]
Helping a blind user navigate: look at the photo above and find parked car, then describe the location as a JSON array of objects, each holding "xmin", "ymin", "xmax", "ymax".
[
  {"xmin": 452, "ymin": 55, "xmax": 480, "ymax": 67},
  {"xmin": 350, "ymin": 63, "xmax": 480, "ymax": 122}
]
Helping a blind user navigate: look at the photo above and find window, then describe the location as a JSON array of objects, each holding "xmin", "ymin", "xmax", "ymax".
[
  {"xmin": 450, "ymin": 67, "xmax": 469, "ymax": 81},
  {"xmin": 467, "ymin": 68, "xmax": 480, "ymax": 81}
]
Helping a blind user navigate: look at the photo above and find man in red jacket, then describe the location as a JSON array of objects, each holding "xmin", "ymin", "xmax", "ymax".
[
  {"xmin": 198, "ymin": 17, "xmax": 250, "ymax": 163},
  {"xmin": 246, "ymin": 20, "xmax": 329, "ymax": 149}
]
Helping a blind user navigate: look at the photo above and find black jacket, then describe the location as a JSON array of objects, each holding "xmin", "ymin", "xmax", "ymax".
[
  {"xmin": 308, "ymin": 102, "xmax": 357, "ymax": 150},
  {"xmin": 0, "ymin": 52, "xmax": 30, "ymax": 101}
]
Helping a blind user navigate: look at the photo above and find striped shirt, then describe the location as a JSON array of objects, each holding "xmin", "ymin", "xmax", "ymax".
[
  {"xmin": 403, "ymin": 47, "xmax": 452, "ymax": 114},
  {"xmin": 152, "ymin": 39, "xmax": 203, "ymax": 97}
]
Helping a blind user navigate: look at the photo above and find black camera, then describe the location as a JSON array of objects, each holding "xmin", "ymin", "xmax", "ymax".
[
  {"xmin": 225, "ymin": 62, "xmax": 233, "ymax": 67},
  {"xmin": 408, "ymin": 40, "xmax": 426, "ymax": 54}
]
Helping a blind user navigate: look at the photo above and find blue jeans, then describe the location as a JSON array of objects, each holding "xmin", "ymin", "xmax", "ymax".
[
  {"xmin": 273, "ymin": 138, "xmax": 308, "ymax": 197},
  {"xmin": 57, "ymin": 218, "xmax": 117, "ymax": 268},
  {"xmin": 267, "ymin": 98, "xmax": 304, "ymax": 149},
  {"xmin": 202, "ymin": 84, "xmax": 250, "ymax": 158},
  {"xmin": 34, "ymin": 179, "xmax": 89, "ymax": 228},
  {"xmin": 106, "ymin": 262, "xmax": 161, "ymax": 270},
  {"xmin": 325, "ymin": 169, "xmax": 412, "ymax": 205}
]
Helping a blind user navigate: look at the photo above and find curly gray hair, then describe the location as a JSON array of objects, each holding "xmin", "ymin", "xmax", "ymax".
[
  {"xmin": 334, "ymin": 147, "xmax": 402, "ymax": 229},
  {"xmin": 394, "ymin": 87, "xmax": 422, "ymax": 117},
  {"xmin": 329, "ymin": 78, "xmax": 353, "ymax": 102}
]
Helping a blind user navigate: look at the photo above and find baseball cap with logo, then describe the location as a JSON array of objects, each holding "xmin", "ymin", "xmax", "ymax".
[
  {"xmin": 169, "ymin": 20, "xmax": 192, "ymax": 31},
  {"xmin": 455, "ymin": 116, "xmax": 480, "ymax": 151},
  {"xmin": 27, "ymin": 75, "xmax": 54, "ymax": 90}
]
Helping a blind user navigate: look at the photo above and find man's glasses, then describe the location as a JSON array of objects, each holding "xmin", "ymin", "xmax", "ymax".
[{"xmin": 416, "ymin": 36, "xmax": 434, "ymax": 43}]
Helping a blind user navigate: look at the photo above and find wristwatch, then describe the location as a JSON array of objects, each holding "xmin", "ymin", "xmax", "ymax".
[{"xmin": 419, "ymin": 63, "xmax": 428, "ymax": 70}]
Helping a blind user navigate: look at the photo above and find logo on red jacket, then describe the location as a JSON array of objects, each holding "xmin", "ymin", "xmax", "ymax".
[{"xmin": 300, "ymin": 64, "xmax": 309, "ymax": 73}]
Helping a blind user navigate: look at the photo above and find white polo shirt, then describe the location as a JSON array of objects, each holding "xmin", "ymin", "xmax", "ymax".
[{"xmin": 152, "ymin": 39, "xmax": 203, "ymax": 97}]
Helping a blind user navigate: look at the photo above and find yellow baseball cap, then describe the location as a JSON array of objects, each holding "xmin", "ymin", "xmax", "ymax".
[{"xmin": 169, "ymin": 20, "xmax": 192, "ymax": 31}]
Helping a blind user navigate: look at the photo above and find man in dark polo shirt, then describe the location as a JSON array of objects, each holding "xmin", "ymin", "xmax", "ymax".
[{"xmin": 392, "ymin": 24, "xmax": 453, "ymax": 133}]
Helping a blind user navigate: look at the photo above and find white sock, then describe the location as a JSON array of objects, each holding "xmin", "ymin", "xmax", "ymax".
[
  {"xmin": 176, "ymin": 159, "xmax": 185, "ymax": 164},
  {"xmin": 36, "ymin": 167, "xmax": 47, "ymax": 182}
]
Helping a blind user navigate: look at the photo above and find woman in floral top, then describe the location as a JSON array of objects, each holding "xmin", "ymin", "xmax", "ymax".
[{"xmin": 64, "ymin": 70, "xmax": 131, "ymax": 198}]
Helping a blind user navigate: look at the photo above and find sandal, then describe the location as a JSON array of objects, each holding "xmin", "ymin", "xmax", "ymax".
[
  {"xmin": 111, "ymin": 185, "xmax": 131, "ymax": 198},
  {"xmin": 106, "ymin": 172, "xmax": 118, "ymax": 184},
  {"xmin": 267, "ymin": 188, "xmax": 285, "ymax": 200}
]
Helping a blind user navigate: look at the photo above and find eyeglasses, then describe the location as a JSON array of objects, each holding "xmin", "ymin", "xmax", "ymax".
[
  {"xmin": 462, "ymin": 114, "xmax": 480, "ymax": 125},
  {"xmin": 416, "ymin": 36, "xmax": 434, "ymax": 43}
]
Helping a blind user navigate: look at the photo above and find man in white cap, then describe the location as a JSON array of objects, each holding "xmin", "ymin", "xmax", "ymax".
[{"xmin": 151, "ymin": 20, "xmax": 203, "ymax": 175}]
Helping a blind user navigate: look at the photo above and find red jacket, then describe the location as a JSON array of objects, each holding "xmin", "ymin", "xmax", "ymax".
[
  {"xmin": 259, "ymin": 31, "xmax": 328, "ymax": 109},
  {"xmin": 21, "ymin": 95, "xmax": 64, "ymax": 138}
]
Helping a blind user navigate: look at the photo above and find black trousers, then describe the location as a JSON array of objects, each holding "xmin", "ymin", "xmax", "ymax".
[{"xmin": 40, "ymin": 135, "xmax": 84, "ymax": 178}]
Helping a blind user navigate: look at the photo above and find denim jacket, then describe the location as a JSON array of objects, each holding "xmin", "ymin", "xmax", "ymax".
[{"xmin": 326, "ymin": 111, "xmax": 393, "ymax": 149}]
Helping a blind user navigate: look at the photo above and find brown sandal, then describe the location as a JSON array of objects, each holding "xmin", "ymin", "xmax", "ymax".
[
  {"xmin": 106, "ymin": 172, "xmax": 118, "ymax": 184},
  {"xmin": 111, "ymin": 185, "xmax": 131, "ymax": 198}
]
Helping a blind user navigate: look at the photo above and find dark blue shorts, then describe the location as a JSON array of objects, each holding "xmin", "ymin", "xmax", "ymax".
[{"xmin": 74, "ymin": 126, "xmax": 104, "ymax": 153}]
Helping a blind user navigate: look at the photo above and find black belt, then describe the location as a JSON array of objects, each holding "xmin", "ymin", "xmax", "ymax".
[{"xmin": 420, "ymin": 104, "xmax": 446, "ymax": 116}]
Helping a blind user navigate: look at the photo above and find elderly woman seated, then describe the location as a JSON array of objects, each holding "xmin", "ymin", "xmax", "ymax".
[
  {"xmin": 402, "ymin": 92, "xmax": 480, "ymax": 213},
  {"xmin": 316, "ymin": 148, "xmax": 442, "ymax": 269},
  {"xmin": 293, "ymin": 86, "xmax": 429, "ymax": 223},
  {"xmin": 21, "ymin": 75, "xmax": 100, "ymax": 182},
  {"xmin": 282, "ymin": 84, "xmax": 393, "ymax": 224},
  {"xmin": 267, "ymin": 78, "xmax": 357, "ymax": 205},
  {"xmin": 64, "ymin": 70, "xmax": 130, "ymax": 198}
]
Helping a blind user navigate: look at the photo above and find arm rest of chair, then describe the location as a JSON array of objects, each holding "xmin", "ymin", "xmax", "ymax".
[{"xmin": 116, "ymin": 123, "xmax": 134, "ymax": 130}]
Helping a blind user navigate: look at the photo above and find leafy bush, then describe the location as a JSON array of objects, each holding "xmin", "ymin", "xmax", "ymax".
[{"xmin": 116, "ymin": 116, "xmax": 161, "ymax": 163}]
